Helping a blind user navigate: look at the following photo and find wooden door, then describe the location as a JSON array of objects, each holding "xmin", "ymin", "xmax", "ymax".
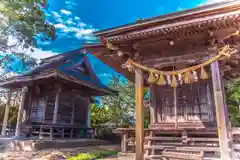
[
  {"xmin": 31, "ymin": 98, "xmax": 46, "ymax": 123},
  {"xmin": 155, "ymin": 86, "xmax": 175, "ymax": 123}
]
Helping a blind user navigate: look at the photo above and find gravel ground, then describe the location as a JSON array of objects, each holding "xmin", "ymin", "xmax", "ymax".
[{"xmin": 0, "ymin": 145, "xmax": 121, "ymax": 160}]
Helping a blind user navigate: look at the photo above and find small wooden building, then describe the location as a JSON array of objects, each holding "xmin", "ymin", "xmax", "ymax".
[
  {"xmin": 0, "ymin": 49, "xmax": 116, "ymax": 140},
  {"xmin": 85, "ymin": 1, "xmax": 240, "ymax": 159}
]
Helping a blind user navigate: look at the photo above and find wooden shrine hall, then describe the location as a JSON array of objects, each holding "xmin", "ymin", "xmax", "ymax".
[
  {"xmin": 0, "ymin": 50, "xmax": 116, "ymax": 140},
  {"xmin": 85, "ymin": 0, "xmax": 240, "ymax": 159}
]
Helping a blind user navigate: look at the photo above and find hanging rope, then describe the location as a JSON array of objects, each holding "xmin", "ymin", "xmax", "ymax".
[
  {"xmin": 105, "ymin": 30, "xmax": 239, "ymax": 87},
  {"xmin": 121, "ymin": 45, "xmax": 237, "ymax": 87}
]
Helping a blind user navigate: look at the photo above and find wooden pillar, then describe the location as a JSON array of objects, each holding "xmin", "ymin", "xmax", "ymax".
[
  {"xmin": 70, "ymin": 98, "xmax": 76, "ymax": 125},
  {"xmin": 43, "ymin": 96, "xmax": 48, "ymax": 123},
  {"xmin": 150, "ymin": 86, "xmax": 157, "ymax": 124},
  {"xmin": 53, "ymin": 89, "xmax": 61, "ymax": 124},
  {"xmin": 135, "ymin": 68, "xmax": 144, "ymax": 160},
  {"xmin": 87, "ymin": 98, "xmax": 91, "ymax": 128},
  {"xmin": 1, "ymin": 91, "xmax": 12, "ymax": 136},
  {"xmin": 15, "ymin": 87, "xmax": 28, "ymax": 136},
  {"xmin": 211, "ymin": 61, "xmax": 232, "ymax": 160},
  {"xmin": 173, "ymin": 87, "xmax": 178, "ymax": 128},
  {"xmin": 121, "ymin": 132, "xmax": 128, "ymax": 153}
]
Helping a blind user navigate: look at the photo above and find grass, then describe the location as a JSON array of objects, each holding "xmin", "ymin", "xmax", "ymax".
[{"xmin": 68, "ymin": 150, "xmax": 119, "ymax": 160}]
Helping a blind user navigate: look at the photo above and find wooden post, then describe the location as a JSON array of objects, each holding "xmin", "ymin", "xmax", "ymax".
[
  {"xmin": 87, "ymin": 98, "xmax": 91, "ymax": 128},
  {"xmin": 39, "ymin": 126, "xmax": 43, "ymax": 138},
  {"xmin": 43, "ymin": 96, "xmax": 48, "ymax": 123},
  {"xmin": 173, "ymin": 87, "xmax": 178, "ymax": 128},
  {"xmin": 1, "ymin": 91, "xmax": 12, "ymax": 136},
  {"xmin": 53, "ymin": 89, "xmax": 61, "ymax": 124},
  {"xmin": 61, "ymin": 128, "xmax": 65, "ymax": 138},
  {"xmin": 70, "ymin": 98, "xmax": 76, "ymax": 124},
  {"xmin": 211, "ymin": 61, "xmax": 232, "ymax": 160},
  {"xmin": 150, "ymin": 86, "xmax": 157, "ymax": 124},
  {"xmin": 121, "ymin": 133, "xmax": 128, "ymax": 153},
  {"xmin": 135, "ymin": 68, "xmax": 144, "ymax": 160},
  {"xmin": 15, "ymin": 87, "xmax": 28, "ymax": 136},
  {"xmin": 50, "ymin": 127, "xmax": 53, "ymax": 140}
]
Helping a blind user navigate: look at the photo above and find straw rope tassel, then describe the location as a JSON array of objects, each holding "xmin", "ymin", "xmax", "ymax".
[
  {"xmin": 157, "ymin": 74, "xmax": 167, "ymax": 86},
  {"xmin": 200, "ymin": 67, "xmax": 208, "ymax": 80},
  {"xmin": 183, "ymin": 71, "xmax": 193, "ymax": 84},
  {"xmin": 171, "ymin": 75, "xmax": 178, "ymax": 88},
  {"xmin": 148, "ymin": 72, "xmax": 157, "ymax": 84}
]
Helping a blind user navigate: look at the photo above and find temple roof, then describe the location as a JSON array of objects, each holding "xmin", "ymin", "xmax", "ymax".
[
  {"xmin": 0, "ymin": 49, "xmax": 116, "ymax": 96},
  {"xmin": 93, "ymin": 0, "xmax": 240, "ymax": 39}
]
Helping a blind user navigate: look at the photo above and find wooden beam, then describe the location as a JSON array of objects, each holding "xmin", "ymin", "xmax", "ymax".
[
  {"xmin": 1, "ymin": 91, "xmax": 12, "ymax": 136},
  {"xmin": 142, "ymin": 52, "xmax": 211, "ymax": 68},
  {"xmin": 15, "ymin": 87, "xmax": 28, "ymax": 136},
  {"xmin": 211, "ymin": 61, "xmax": 232, "ymax": 160},
  {"xmin": 135, "ymin": 68, "xmax": 144, "ymax": 160}
]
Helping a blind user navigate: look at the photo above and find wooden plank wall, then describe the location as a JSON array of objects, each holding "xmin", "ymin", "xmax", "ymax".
[
  {"xmin": 30, "ymin": 83, "xmax": 90, "ymax": 125},
  {"xmin": 152, "ymin": 79, "xmax": 216, "ymax": 124},
  {"xmin": 74, "ymin": 96, "xmax": 89, "ymax": 125}
]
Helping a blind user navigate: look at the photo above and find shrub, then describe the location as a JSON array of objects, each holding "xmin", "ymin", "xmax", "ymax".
[{"xmin": 68, "ymin": 150, "xmax": 119, "ymax": 160}]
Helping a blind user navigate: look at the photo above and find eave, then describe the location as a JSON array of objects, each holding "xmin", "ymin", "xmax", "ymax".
[
  {"xmin": 94, "ymin": 0, "xmax": 240, "ymax": 37},
  {"xmin": 0, "ymin": 69, "xmax": 117, "ymax": 96}
]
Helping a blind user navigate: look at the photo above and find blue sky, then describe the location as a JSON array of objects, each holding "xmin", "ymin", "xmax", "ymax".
[
  {"xmin": 40, "ymin": 0, "xmax": 216, "ymax": 52},
  {"xmin": 4, "ymin": 0, "xmax": 223, "ymax": 83}
]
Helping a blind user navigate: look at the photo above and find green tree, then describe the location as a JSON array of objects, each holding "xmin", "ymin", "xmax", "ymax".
[
  {"xmin": 0, "ymin": 91, "xmax": 20, "ymax": 125},
  {"xmin": 91, "ymin": 103, "xmax": 109, "ymax": 126},
  {"xmin": 0, "ymin": 0, "xmax": 56, "ymax": 52},
  {"xmin": 91, "ymin": 76, "xmax": 149, "ymax": 127},
  {"xmin": 227, "ymin": 78, "xmax": 240, "ymax": 126}
]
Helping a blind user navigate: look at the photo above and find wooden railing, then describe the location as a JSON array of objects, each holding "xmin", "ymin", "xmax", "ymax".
[{"xmin": 0, "ymin": 124, "xmax": 16, "ymax": 136}]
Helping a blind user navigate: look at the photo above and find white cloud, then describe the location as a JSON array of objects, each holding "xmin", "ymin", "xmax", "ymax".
[
  {"xmin": 74, "ymin": 16, "xmax": 80, "ymax": 20},
  {"xmin": 52, "ymin": 11, "xmax": 61, "ymax": 18},
  {"xmin": 199, "ymin": 0, "xmax": 226, "ymax": 6},
  {"xmin": 79, "ymin": 22, "xmax": 87, "ymax": 27},
  {"xmin": 177, "ymin": 7, "xmax": 184, "ymax": 11},
  {"xmin": 75, "ymin": 28, "xmax": 96, "ymax": 40},
  {"xmin": 25, "ymin": 48, "xmax": 58, "ymax": 60},
  {"xmin": 60, "ymin": 9, "xmax": 72, "ymax": 15},
  {"xmin": 66, "ymin": 20, "xmax": 75, "ymax": 25},
  {"xmin": 55, "ymin": 23, "xmax": 68, "ymax": 29}
]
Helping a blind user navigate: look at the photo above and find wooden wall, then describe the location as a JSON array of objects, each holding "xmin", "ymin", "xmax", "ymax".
[
  {"xmin": 74, "ymin": 96, "xmax": 89, "ymax": 125},
  {"xmin": 30, "ymin": 84, "xmax": 90, "ymax": 126},
  {"xmin": 151, "ymin": 79, "xmax": 216, "ymax": 125}
]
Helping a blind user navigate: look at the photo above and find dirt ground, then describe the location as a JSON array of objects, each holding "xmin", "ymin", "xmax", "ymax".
[{"xmin": 0, "ymin": 144, "xmax": 124, "ymax": 160}]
